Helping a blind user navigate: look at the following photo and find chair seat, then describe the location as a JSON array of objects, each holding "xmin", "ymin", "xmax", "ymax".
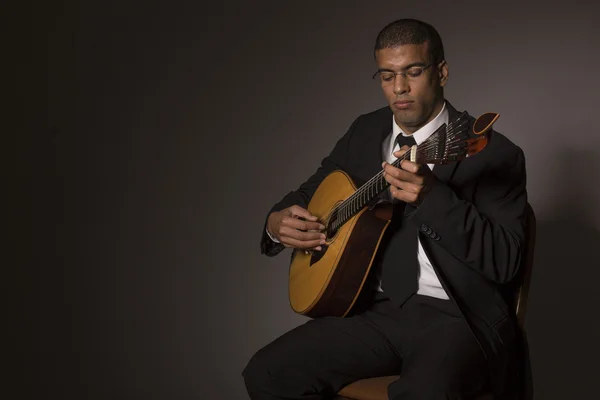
[
  {"xmin": 337, "ymin": 376, "xmax": 399, "ymax": 400},
  {"xmin": 336, "ymin": 376, "xmax": 494, "ymax": 400},
  {"xmin": 335, "ymin": 205, "xmax": 537, "ymax": 400}
]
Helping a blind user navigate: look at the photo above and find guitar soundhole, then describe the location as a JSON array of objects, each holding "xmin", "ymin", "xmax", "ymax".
[
  {"xmin": 325, "ymin": 209, "xmax": 340, "ymax": 240},
  {"xmin": 308, "ymin": 215, "xmax": 338, "ymax": 267},
  {"xmin": 326, "ymin": 224, "xmax": 339, "ymax": 240}
]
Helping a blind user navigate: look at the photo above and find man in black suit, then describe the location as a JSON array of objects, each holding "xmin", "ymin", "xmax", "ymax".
[{"xmin": 243, "ymin": 18, "xmax": 529, "ymax": 400}]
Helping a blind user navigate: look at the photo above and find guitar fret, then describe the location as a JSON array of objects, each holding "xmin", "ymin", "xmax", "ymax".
[
  {"xmin": 327, "ymin": 111, "xmax": 472, "ymax": 233},
  {"xmin": 289, "ymin": 111, "xmax": 499, "ymax": 319}
]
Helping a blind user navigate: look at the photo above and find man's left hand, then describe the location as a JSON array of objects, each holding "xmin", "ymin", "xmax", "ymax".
[{"xmin": 382, "ymin": 146, "xmax": 435, "ymax": 205}]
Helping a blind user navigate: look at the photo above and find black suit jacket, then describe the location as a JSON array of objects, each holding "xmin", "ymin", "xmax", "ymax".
[{"xmin": 260, "ymin": 101, "xmax": 530, "ymax": 399}]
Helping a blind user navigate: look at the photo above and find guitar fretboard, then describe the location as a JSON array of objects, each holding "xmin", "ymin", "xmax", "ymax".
[{"xmin": 322, "ymin": 112, "xmax": 469, "ymax": 232}]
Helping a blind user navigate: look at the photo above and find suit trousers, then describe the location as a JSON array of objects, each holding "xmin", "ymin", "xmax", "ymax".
[{"xmin": 242, "ymin": 293, "xmax": 489, "ymax": 400}]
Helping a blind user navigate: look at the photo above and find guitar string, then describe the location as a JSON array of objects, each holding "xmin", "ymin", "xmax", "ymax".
[
  {"xmin": 318, "ymin": 119, "xmax": 467, "ymax": 229},
  {"xmin": 319, "ymin": 116, "xmax": 470, "ymax": 230},
  {"xmin": 354, "ymin": 116, "xmax": 470, "ymax": 198},
  {"xmin": 327, "ymin": 120, "xmax": 464, "ymax": 219}
]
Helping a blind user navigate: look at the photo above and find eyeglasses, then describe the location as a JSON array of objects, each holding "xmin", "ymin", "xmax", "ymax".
[{"xmin": 372, "ymin": 63, "xmax": 434, "ymax": 85}]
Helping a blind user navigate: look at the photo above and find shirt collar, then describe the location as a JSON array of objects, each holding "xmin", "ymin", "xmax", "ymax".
[{"xmin": 392, "ymin": 101, "xmax": 449, "ymax": 146}]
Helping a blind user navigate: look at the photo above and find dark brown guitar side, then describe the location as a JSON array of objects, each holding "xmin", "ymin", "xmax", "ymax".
[{"xmin": 288, "ymin": 112, "xmax": 499, "ymax": 318}]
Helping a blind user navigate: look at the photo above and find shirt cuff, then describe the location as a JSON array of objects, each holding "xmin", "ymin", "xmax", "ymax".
[{"xmin": 266, "ymin": 227, "xmax": 280, "ymax": 243}]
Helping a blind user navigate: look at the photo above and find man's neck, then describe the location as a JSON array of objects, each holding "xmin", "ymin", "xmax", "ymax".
[{"xmin": 396, "ymin": 99, "xmax": 446, "ymax": 135}]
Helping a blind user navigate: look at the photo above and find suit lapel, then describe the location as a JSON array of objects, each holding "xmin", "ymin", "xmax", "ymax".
[
  {"xmin": 363, "ymin": 102, "xmax": 470, "ymax": 185},
  {"xmin": 377, "ymin": 111, "xmax": 393, "ymax": 165},
  {"xmin": 356, "ymin": 107, "xmax": 393, "ymax": 185}
]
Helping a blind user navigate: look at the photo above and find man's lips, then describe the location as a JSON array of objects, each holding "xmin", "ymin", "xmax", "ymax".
[{"xmin": 393, "ymin": 100, "xmax": 413, "ymax": 109}]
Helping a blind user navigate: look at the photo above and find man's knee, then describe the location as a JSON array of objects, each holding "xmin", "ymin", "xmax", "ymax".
[
  {"xmin": 243, "ymin": 346, "xmax": 329, "ymax": 399},
  {"xmin": 242, "ymin": 348, "xmax": 300, "ymax": 396},
  {"xmin": 242, "ymin": 350, "xmax": 272, "ymax": 394}
]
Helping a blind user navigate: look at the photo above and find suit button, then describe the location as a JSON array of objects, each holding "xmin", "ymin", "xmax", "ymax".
[
  {"xmin": 420, "ymin": 224, "xmax": 428, "ymax": 232},
  {"xmin": 434, "ymin": 234, "xmax": 441, "ymax": 241}
]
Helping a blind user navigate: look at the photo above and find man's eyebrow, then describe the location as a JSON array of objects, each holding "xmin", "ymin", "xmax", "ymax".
[{"xmin": 377, "ymin": 62, "xmax": 428, "ymax": 72}]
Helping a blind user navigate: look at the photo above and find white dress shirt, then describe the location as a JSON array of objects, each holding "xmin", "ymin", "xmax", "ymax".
[
  {"xmin": 377, "ymin": 102, "xmax": 449, "ymax": 299},
  {"xmin": 267, "ymin": 102, "xmax": 450, "ymax": 300}
]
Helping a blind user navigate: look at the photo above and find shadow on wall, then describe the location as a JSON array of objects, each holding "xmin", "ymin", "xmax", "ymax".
[{"xmin": 527, "ymin": 149, "xmax": 600, "ymax": 399}]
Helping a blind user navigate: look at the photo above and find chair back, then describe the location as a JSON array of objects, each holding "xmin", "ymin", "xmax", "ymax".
[
  {"xmin": 515, "ymin": 203, "xmax": 536, "ymax": 329},
  {"xmin": 336, "ymin": 203, "xmax": 537, "ymax": 400}
]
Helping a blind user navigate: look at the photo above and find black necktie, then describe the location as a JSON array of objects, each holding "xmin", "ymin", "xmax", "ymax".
[
  {"xmin": 394, "ymin": 133, "xmax": 417, "ymax": 154},
  {"xmin": 380, "ymin": 133, "xmax": 419, "ymax": 306}
]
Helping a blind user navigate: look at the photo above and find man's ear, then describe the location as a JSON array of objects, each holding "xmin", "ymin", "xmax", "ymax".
[{"xmin": 438, "ymin": 60, "xmax": 449, "ymax": 87}]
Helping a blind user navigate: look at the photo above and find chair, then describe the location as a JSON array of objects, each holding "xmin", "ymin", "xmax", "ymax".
[{"xmin": 335, "ymin": 203, "xmax": 536, "ymax": 400}]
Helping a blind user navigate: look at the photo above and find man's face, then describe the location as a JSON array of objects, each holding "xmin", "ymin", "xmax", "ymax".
[{"xmin": 375, "ymin": 43, "xmax": 448, "ymax": 133}]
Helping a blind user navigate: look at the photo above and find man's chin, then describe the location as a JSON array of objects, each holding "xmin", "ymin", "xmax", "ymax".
[{"xmin": 392, "ymin": 111, "xmax": 422, "ymax": 130}]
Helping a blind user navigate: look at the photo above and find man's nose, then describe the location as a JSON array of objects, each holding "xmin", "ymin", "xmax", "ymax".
[{"xmin": 393, "ymin": 75, "xmax": 409, "ymax": 95}]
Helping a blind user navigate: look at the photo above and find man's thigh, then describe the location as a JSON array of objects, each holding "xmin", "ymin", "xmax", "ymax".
[
  {"xmin": 243, "ymin": 312, "xmax": 402, "ymax": 399},
  {"xmin": 387, "ymin": 296, "xmax": 489, "ymax": 399}
]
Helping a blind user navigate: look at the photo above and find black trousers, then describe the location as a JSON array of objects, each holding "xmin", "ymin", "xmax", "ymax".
[{"xmin": 242, "ymin": 294, "xmax": 489, "ymax": 400}]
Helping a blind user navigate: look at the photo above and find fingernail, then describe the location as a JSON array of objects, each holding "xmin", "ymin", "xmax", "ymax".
[
  {"xmin": 316, "ymin": 246, "xmax": 322, "ymax": 251},
  {"xmin": 319, "ymin": 224, "xmax": 325, "ymax": 230}
]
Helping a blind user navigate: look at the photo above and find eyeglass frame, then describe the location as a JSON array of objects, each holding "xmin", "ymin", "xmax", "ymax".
[{"xmin": 371, "ymin": 61, "xmax": 443, "ymax": 84}]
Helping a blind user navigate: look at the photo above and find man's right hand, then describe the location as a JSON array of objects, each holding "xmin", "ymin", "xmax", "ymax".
[{"xmin": 266, "ymin": 205, "xmax": 327, "ymax": 251}]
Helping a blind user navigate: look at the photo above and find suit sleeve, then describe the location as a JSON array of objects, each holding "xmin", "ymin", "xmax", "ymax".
[
  {"xmin": 260, "ymin": 116, "xmax": 361, "ymax": 256},
  {"xmin": 412, "ymin": 143, "xmax": 527, "ymax": 283}
]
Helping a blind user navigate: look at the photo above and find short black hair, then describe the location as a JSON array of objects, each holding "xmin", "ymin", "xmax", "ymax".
[{"xmin": 374, "ymin": 19, "xmax": 445, "ymax": 64}]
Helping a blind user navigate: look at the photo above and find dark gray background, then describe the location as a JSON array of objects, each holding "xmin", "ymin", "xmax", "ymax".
[{"xmin": 18, "ymin": 0, "xmax": 600, "ymax": 399}]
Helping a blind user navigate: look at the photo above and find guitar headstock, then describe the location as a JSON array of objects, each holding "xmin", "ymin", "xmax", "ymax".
[
  {"xmin": 414, "ymin": 111, "xmax": 499, "ymax": 164},
  {"xmin": 473, "ymin": 112, "xmax": 499, "ymax": 135},
  {"xmin": 465, "ymin": 112, "xmax": 498, "ymax": 156}
]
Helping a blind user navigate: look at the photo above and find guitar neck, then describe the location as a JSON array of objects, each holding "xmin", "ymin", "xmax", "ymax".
[
  {"xmin": 325, "ymin": 148, "xmax": 414, "ymax": 231},
  {"xmin": 326, "ymin": 111, "xmax": 485, "ymax": 231}
]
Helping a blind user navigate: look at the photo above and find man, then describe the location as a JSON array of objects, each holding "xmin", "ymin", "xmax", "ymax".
[{"xmin": 243, "ymin": 18, "xmax": 529, "ymax": 400}]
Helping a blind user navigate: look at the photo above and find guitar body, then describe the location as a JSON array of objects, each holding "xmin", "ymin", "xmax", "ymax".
[
  {"xmin": 289, "ymin": 170, "xmax": 393, "ymax": 318},
  {"xmin": 287, "ymin": 111, "xmax": 499, "ymax": 318}
]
